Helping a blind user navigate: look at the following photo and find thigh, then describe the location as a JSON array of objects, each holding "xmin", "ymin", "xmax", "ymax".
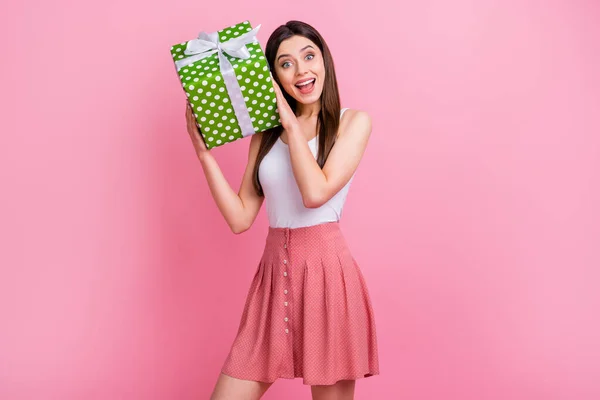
[
  {"xmin": 311, "ymin": 379, "xmax": 356, "ymax": 400},
  {"xmin": 210, "ymin": 373, "xmax": 274, "ymax": 400}
]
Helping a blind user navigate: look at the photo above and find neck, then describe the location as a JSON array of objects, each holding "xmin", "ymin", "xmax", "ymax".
[{"xmin": 295, "ymin": 101, "xmax": 321, "ymax": 119}]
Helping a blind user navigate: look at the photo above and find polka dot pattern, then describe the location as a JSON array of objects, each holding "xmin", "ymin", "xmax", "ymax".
[
  {"xmin": 221, "ymin": 222, "xmax": 380, "ymax": 386},
  {"xmin": 170, "ymin": 20, "xmax": 281, "ymax": 149}
]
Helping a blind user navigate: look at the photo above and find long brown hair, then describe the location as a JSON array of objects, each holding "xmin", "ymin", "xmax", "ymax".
[{"xmin": 251, "ymin": 20, "xmax": 341, "ymax": 196}]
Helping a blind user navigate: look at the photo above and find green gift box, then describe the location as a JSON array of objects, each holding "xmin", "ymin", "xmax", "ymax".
[{"xmin": 170, "ymin": 20, "xmax": 281, "ymax": 149}]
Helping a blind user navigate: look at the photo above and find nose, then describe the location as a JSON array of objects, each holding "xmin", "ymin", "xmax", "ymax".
[{"xmin": 296, "ymin": 61, "xmax": 309, "ymax": 75}]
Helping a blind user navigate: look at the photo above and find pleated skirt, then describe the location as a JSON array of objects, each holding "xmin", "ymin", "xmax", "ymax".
[{"xmin": 220, "ymin": 221, "xmax": 380, "ymax": 386}]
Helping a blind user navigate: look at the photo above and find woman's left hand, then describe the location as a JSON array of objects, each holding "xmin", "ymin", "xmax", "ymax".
[{"xmin": 271, "ymin": 72, "xmax": 300, "ymax": 134}]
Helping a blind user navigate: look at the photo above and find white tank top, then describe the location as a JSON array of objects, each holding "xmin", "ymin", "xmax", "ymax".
[{"xmin": 258, "ymin": 108, "xmax": 355, "ymax": 228}]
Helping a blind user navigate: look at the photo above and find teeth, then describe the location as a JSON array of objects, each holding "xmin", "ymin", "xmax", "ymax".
[{"xmin": 296, "ymin": 79, "xmax": 315, "ymax": 87}]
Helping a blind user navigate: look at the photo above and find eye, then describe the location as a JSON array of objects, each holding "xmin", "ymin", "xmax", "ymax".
[
  {"xmin": 306, "ymin": 53, "xmax": 315, "ymax": 61},
  {"xmin": 281, "ymin": 61, "xmax": 292, "ymax": 68}
]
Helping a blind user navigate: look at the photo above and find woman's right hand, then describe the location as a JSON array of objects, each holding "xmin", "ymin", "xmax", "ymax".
[{"xmin": 185, "ymin": 100, "xmax": 209, "ymax": 159}]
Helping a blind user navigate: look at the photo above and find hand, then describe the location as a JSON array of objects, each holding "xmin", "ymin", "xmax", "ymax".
[
  {"xmin": 270, "ymin": 72, "xmax": 300, "ymax": 133},
  {"xmin": 185, "ymin": 100, "xmax": 209, "ymax": 158}
]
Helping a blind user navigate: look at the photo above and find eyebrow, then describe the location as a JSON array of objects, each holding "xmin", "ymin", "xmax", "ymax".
[{"xmin": 277, "ymin": 45, "xmax": 315, "ymax": 62}]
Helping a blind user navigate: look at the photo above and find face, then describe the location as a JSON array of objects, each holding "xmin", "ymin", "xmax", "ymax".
[{"xmin": 273, "ymin": 35, "xmax": 325, "ymax": 105}]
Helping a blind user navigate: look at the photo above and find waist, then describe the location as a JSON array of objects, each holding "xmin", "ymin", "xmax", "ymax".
[{"xmin": 266, "ymin": 221, "xmax": 346, "ymax": 249}]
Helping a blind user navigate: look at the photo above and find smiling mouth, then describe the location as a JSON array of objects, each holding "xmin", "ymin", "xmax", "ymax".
[{"xmin": 295, "ymin": 78, "xmax": 316, "ymax": 93}]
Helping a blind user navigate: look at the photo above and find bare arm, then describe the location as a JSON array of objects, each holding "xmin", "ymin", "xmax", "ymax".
[
  {"xmin": 286, "ymin": 109, "xmax": 372, "ymax": 208},
  {"xmin": 186, "ymin": 102, "xmax": 264, "ymax": 234}
]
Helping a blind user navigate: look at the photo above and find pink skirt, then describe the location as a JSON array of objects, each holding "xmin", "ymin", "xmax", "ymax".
[{"xmin": 221, "ymin": 221, "xmax": 380, "ymax": 386}]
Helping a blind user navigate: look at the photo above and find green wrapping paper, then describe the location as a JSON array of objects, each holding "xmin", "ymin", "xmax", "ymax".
[{"xmin": 170, "ymin": 20, "xmax": 281, "ymax": 149}]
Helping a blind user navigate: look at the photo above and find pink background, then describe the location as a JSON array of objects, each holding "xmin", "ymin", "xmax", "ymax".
[{"xmin": 2, "ymin": 0, "xmax": 599, "ymax": 399}]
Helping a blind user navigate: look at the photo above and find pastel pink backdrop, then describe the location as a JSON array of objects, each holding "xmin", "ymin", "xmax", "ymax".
[{"xmin": 1, "ymin": 0, "xmax": 599, "ymax": 399}]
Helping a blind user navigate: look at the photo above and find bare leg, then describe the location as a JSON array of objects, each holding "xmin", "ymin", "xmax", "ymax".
[
  {"xmin": 311, "ymin": 379, "xmax": 356, "ymax": 400},
  {"xmin": 210, "ymin": 373, "xmax": 274, "ymax": 400}
]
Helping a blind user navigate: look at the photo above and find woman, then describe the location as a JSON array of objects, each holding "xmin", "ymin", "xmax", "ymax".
[{"xmin": 185, "ymin": 20, "xmax": 380, "ymax": 400}]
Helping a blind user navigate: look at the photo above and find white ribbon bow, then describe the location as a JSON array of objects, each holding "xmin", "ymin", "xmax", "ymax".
[{"xmin": 174, "ymin": 24, "xmax": 261, "ymax": 71}]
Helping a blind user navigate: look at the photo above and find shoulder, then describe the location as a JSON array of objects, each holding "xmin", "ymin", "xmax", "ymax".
[{"xmin": 338, "ymin": 108, "xmax": 372, "ymax": 141}]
